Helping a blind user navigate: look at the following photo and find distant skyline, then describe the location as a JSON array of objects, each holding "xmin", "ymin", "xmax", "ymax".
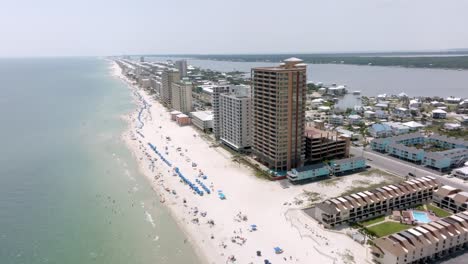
[{"xmin": 1, "ymin": 0, "xmax": 468, "ymax": 57}]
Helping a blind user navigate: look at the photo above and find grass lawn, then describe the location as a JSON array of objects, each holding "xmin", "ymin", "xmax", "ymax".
[
  {"xmin": 428, "ymin": 204, "xmax": 452, "ymax": 218},
  {"xmin": 415, "ymin": 204, "xmax": 426, "ymax": 211},
  {"xmin": 360, "ymin": 215, "xmax": 386, "ymax": 227},
  {"xmin": 366, "ymin": 222, "xmax": 412, "ymax": 237}
]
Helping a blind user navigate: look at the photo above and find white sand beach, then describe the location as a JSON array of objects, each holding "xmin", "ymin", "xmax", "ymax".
[{"xmin": 110, "ymin": 61, "xmax": 398, "ymax": 264}]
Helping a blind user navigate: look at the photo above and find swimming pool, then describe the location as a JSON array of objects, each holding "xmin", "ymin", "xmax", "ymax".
[{"xmin": 412, "ymin": 211, "xmax": 431, "ymax": 224}]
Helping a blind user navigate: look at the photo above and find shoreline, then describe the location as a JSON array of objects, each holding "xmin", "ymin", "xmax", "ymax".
[
  {"xmin": 110, "ymin": 61, "xmax": 212, "ymax": 264},
  {"xmin": 109, "ymin": 60, "xmax": 385, "ymax": 264}
]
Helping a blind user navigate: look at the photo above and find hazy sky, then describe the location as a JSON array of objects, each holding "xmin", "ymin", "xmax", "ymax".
[{"xmin": 1, "ymin": 0, "xmax": 468, "ymax": 56}]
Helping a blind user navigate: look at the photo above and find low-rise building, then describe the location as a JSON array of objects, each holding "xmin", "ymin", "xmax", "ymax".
[
  {"xmin": 384, "ymin": 122, "xmax": 410, "ymax": 135},
  {"xmin": 175, "ymin": 114, "xmax": 191, "ymax": 126},
  {"xmin": 393, "ymin": 107, "xmax": 411, "ymax": 118},
  {"xmin": 364, "ymin": 110, "xmax": 376, "ymax": 119},
  {"xmin": 371, "ymin": 211, "xmax": 468, "ymax": 264},
  {"xmin": 329, "ymin": 156, "xmax": 366, "ymax": 174},
  {"xmin": 328, "ymin": 114, "xmax": 344, "ymax": 126},
  {"xmin": 375, "ymin": 110, "xmax": 388, "ymax": 120},
  {"xmin": 408, "ymin": 99, "xmax": 421, "ymax": 109},
  {"xmin": 313, "ymin": 176, "xmax": 438, "ymax": 228},
  {"xmin": 286, "ymin": 163, "xmax": 330, "ymax": 182},
  {"xmin": 433, "ymin": 185, "xmax": 468, "ymax": 213},
  {"xmin": 424, "ymin": 148, "xmax": 468, "ymax": 171},
  {"xmin": 446, "ymin": 96, "xmax": 462, "ymax": 104},
  {"xmin": 190, "ymin": 111, "xmax": 213, "ymax": 132},
  {"xmin": 336, "ymin": 128, "xmax": 361, "ymax": 141},
  {"xmin": 444, "ymin": 123, "xmax": 461, "ymax": 130},
  {"xmin": 432, "ymin": 109, "xmax": 447, "ymax": 119},
  {"xmin": 457, "ymin": 99, "xmax": 468, "ymax": 114},
  {"xmin": 375, "ymin": 103, "xmax": 389, "ymax": 110},
  {"xmin": 170, "ymin": 110, "xmax": 182, "ymax": 121},
  {"xmin": 348, "ymin": 114, "xmax": 363, "ymax": 125},
  {"xmin": 371, "ymin": 133, "xmax": 468, "ymax": 171},
  {"xmin": 369, "ymin": 123, "xmax": 393, "ymax": 138},
  {"xmin": 402, "ymin": 121, "xmax": 424, "ymax": 131},
  {"xmin": 452, "ymin": 166, "xmax": 468, "ymax": 180}
]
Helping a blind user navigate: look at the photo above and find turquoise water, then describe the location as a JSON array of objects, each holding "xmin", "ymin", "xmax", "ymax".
[
  {"xmin": 0, "ymin": 58, "xmax": 199, "ymax": 264},
  {"xmin": 412, "ymin": 211, "xmax": 431, "ymax": 223}
]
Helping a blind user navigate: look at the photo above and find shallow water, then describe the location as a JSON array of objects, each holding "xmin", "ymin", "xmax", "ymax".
[{"xmin": 0, "ymin": 58, "xmax": 199, "ymax": 264}]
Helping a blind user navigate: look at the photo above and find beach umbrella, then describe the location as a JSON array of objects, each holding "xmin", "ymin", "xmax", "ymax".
[{"xmin": 274, "ymin": 247, "xmax": 283, "ymax": 254}]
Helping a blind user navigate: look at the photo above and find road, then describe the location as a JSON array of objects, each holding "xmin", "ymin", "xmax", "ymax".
[{"xmin": 350, "ymin": 147, "xmax": 468, "ymax": 192}]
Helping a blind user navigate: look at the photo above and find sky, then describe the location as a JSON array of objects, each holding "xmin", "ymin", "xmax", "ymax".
[{"xmin": 1, "ymin": 0, "xmax": 468, "ymax": 57}]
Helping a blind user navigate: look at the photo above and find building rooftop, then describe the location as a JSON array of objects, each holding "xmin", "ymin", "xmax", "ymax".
[
  {"xmin": 190, "ymin": 111, "xmax": 213, "ymax": 121},
  {"xmin": 432, "ymin": 109, "xmax": 447, "ymax": 114},
  {"xmin": 373, "ymin": 211, "xmax": 468, "ymax": 257},
  {"xmin": 284, "ymin": 57, "xmax": 303, "ymax": 62},
  {"xmin": 454, "ymin": 166, "xmax": 468, "ymax": 175},
  {"xmin": 425, "ymin": 148, "xmax": 468, "ymax": 160},
  {"xmin": 330, "ymin": 156, "xmax": 365, "ymax": 165},
  {"xmin": 402, "ymin": 121, "xmax": 424, "ymax": 128},
  {"xmin": 371, "ymin": 123, "xmax": 392, "ymax": 133},
  {"xmin": 384, "ymin": 122, "xmax": 409, "ymax": 130},
  {"xmin": 316, "ymin": 176, "xmax": 438, "ymax": 214},
  {"xmin": 304, "ymin": 127, "xmax": 341, "ymax": 139}
]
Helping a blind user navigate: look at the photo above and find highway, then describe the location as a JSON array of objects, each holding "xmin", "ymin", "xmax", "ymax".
[{"xmin": 350, "ymin": 147, "xmax": 468, "ymax": 192}]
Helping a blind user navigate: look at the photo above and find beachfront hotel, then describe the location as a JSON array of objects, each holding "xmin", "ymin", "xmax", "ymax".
[
  {"xmin": 371, "ymin": 211, "xmax": 468, "ymax": 264},
  {"xmin": 211, "ymin": 83, "xmax": 233, "ymax": 139},
  {"xmin": 251, "ymin": 58, "xmax": 307, "ymax": 172},
  {"xmin": 160, "ymin": 69, "xmax": 180, "ymax": 107},
  {"xmin": 171, "ymin": 79, "xmax": 193, "ymax": 114},
  {"xmin": 313, "ymin": 176, "xmax": 438, "ymax": 228},
  {"xmin": 219, "ymin": 85, "xmax": 252, "ymax": 152},
  {"xmin": 433, "ymin": 186, "xmax": 468, "ymax": 214}
]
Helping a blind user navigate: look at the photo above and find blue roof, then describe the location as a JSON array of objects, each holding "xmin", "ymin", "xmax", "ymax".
[{"xmin": 371, "ymin": 123, "xmax": 391, "ymax": 132}]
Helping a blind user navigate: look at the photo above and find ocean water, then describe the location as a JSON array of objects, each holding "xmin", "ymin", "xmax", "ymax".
[{"xmin": 0, "ymin": 58, "xmax": 199, "ymax": 264}]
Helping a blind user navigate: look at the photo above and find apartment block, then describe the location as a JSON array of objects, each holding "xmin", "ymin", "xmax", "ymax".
[
  {"xmin": 371, "ymin": 211, "xmax": 468, "ymax": 264},
  {"xmin": 313, "ymin": 176, "xmax": 438, "ymax": 228},
  {"xmin": 433, "ymin": 186, "xmax": 468, "ymax": 213},
  {"xmin": 252, "ymin": 58, "xmax": 307, "ymax": 172},
  {"xmin": 175, "ymin": 60, "xmax": 187, "ymax": 77},
  {"xmin": 211, "ymin": 83, "xmax": 232, "ymax": 139},
  {"xmin": 371, "ymin": 133, "xmax": 468, "ymax": 171},
  {"xmin": 171, "ymin": 80, "xmax": 193, "ymax": 113},
  {"xmin": 424, "ymin": 148, "xmax": 468, "ymax": 171},
  {"xmin": 161, "ymin": 69, "xmax": 180, "ymax": 107},
  {"xmin": 219, "ymin": 85, "xmax": 251, "ymax": 151},
  {"xmin": 304, "ymin": 127, "xmax": 350, "ymax": 163}
]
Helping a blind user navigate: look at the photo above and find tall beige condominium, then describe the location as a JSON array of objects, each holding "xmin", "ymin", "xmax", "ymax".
[
  {"xmin": 161, "ymin": 69, "xmax": 180, "ymax": 107},
  {"xmin": 252, "ymin": 58, "xmax": 307, "ymax": 171},
  {"xmin": 171, "ymin": 80, "xmax": 193, "ymax": 113}
]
